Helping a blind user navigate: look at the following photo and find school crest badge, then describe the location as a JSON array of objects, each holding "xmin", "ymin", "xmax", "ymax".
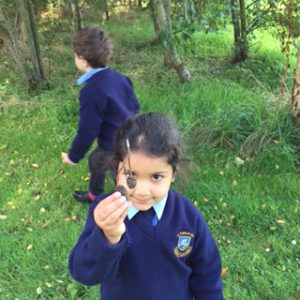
[{"xmin": 174, "ymin": 231, "xmax": 194, "ymax": 258}]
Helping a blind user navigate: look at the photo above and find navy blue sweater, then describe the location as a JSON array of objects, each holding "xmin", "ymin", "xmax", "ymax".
[
  {"xmin": 68, "ymin": 68, "xmax": 140, "ymax": 163},
  {"xmin": 69, "ymin": 189, "xmax": 223, "ymax": 300}
]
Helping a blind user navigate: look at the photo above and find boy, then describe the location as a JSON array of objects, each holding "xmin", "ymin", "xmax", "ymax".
[{"xmin": 62, "ymin": 27, "xmax": 140, "ymax": 203}]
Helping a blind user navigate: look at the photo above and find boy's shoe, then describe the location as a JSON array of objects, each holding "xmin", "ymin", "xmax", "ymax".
[{"xmin": 73, "ymin": 191, "xmax": 93, "ymax": 203}]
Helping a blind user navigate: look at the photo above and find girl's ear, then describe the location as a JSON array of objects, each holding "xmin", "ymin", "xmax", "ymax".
[{"xmin": 171, "ymin": 177, "xmax": 175, "ymax": 183}]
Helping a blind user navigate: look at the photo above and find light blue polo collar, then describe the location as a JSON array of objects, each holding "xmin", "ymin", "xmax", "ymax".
[
  {"xmin": 77, "ymin": 67, "xmax": 108, "ymax": 85},
  {"xmin": 127, "ymin": 193, "xmax": 168, "ymax": 220}
]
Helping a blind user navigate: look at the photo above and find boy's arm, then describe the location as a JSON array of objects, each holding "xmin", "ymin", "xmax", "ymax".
[
  {"xmin": 189, "ymin": 216, "xmax": 223, "ymax": 300},
  {"xmin": 61, "ymin": 152, "xmax": 76, "ymax": 165},
  {"xmin": 68, "ymin": 197, "xmax": 129, "ymax": 286},
  {"xmin": 68, "ymin": 87, "xmax": 107, "ymax": 163}
]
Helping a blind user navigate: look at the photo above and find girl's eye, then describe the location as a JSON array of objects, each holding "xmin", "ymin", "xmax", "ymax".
[{"xmin": 152, "ymin": 174, "xmax": 163, "ymax": 181}]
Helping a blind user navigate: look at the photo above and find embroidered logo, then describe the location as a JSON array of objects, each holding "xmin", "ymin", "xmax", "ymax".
[{"xmin": 174, "ymin": 231, "xmax": 194, "ymax": 258}]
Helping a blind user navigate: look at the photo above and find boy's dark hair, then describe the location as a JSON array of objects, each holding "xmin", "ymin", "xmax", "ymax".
[
  {"xmin": 114, "ymin": 112, "xmax": 182, "ymax": 173},
  {"xmin": 73, "ymin": 27, "xmax": 113, "ymax": 68}
]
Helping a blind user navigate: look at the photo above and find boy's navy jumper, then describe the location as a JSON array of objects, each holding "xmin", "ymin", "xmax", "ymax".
[
  {"xmin": 68, "ymin": 68, "xmax": 140, "ymax": 163},
  {"xmin": 69, "ymin": 189, "xmax": 223, "ymax": 300}
]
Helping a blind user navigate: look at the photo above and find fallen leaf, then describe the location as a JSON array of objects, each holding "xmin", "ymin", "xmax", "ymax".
[
  {"xmin": 234, "ymin": 157, "xmax": 245, "ymax": 165},
  {"xmin": 40, "ymin": 207, "xmax": 46, "ymax": 213},
  {"xmin": 276, "ymin": 219, "xmax": 285, "ymax": 224},
  {"xmin": 7, "ymin": 201, "xmax": 15, "ymax": 210},
  {"xmin": 36, "ymin": 287, "xmax": 42, "ymax": 295},
  {"xmin": 56, "ymin": 279, "xmax": 64, "ymax": 284},
  {"xmin": 221, "ymin": 267, "xmax": 228, "ymax": 277},
  {"xmin": 232, "ymin": 180, "xmax": 238, "ymax": 187}
]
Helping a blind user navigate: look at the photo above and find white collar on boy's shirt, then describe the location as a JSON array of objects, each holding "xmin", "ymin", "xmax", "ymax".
[
  {"xmin": 127, "ymin": 193, "xmax": 168, "ymax": 220},
  {"xmin": 77, "ymin": 67, "xmax": 108, "ymax": 85}
]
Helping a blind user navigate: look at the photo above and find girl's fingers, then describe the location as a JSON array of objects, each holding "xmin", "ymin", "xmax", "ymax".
[
  {"xmin": 94, "ymin": 195, "xmax": 130, "ymax": 228},
  {"xmin": 97, "ymin": 192, "xmax": 127, "ymax": 218},
  {"xmin": 118, "ymin": 201, "xmax": 131, "ymax": 222},
  {"xmin": 103, "ymin": 201, "xmax": 130, "ymax": 226}
]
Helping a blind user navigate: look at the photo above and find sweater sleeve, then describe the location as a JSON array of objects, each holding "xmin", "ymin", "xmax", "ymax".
[
  {"xmin": 68, "ymin": 87, "xmax": 107, "ymax": 163},
  {"xmin": 68, "ymin": 199, "xmax": 129, "ymax": 286},
  {"xmin": 189, "ymin": 215, "xmax": 223, "ymax": 300}
]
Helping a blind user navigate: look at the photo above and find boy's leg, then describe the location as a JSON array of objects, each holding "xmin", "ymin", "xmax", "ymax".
[
  {"xmin": 73, "ymin": 147, "xmax": 106, "ymax": 203},
  {"xmin": 88, "ymin": 147, "xmax": 105, "ymax": 196}
]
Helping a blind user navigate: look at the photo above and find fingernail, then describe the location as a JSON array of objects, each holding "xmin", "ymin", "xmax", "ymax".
[{"xmin": 115, "ymin": 191, "xmax": 121, "ymax": 197}]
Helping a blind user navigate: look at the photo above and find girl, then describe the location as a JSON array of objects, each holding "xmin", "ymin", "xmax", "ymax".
[{"xmin": 68, "ymin": 112, "xmax": 223, "ymax": 300}]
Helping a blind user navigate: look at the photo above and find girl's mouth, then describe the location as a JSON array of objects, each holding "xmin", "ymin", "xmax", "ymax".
[{"xmin": 135, "ymin": 198, "xmax": 151, "ymax": 205}]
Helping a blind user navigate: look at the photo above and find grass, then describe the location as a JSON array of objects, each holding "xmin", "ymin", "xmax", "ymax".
[{"xmin": 0, "ymin": 5, "xmax": 300, "ymax": 300}]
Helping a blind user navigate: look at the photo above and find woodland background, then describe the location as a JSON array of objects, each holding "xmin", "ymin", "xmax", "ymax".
[{"xmin": 0, "ymin": 0, "xmax": 300, "ymax": 299}]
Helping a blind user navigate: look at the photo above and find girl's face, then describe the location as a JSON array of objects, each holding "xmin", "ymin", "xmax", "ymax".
[{"xmin": 116, "ymin": 151, "xmax": 175, "ymax": 211}]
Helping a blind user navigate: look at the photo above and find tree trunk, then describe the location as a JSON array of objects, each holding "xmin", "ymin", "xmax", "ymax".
[
  {"xmin": 239, "ymin": 0, "xmax": 247, "ymax": 60},
  {"xmin": 0, "ymin": 0, "xmax": 48, "ymax": 89},
  {"xmin": 184, "ymin": 0, "xmax": 196, "ymax": 22},
  {"xmin": 291, "ymin": 48, "xmax": 300, "ymax": 124},
  {"xmin": 149, "ymin": 0, "xmax": 161, "ymax": 44},
  {"xmin": 0, "ymin": 24, "xmax": 32, "ymax": 84},
  {"xmin": 19, "ymin": 0, "xmax": 46, "ymax": 82},
  {"xmin": 153, "ymin": 0, "xmax": 191, "ymax": 82},
  {"xmin": 74, "ymin": 1, "xmax": 83, "ymax": 30},
  {"xmin": 230, "ymin": 0, "xmax": 247, "ymax": 63},
  {"xmin": 67, "ymin": 0, "xmax": 83, "ymax": 33},
  {"xmin": 100, "ymin": 0, "xmax": 109, "ymax": 20}
]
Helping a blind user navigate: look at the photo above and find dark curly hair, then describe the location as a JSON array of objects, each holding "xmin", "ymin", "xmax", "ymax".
[
  {"xmin": 114, "ymin": 112, "xmax": 182, "ymax": 173},
  {"xmin": 73, "ymin": 27, "xmax": 113, "ymax": 68}
]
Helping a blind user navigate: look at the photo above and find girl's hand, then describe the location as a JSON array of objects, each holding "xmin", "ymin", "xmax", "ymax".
[
  {"xmin": 94, "ymin": 192, "xmax": 131, "ymax": 245},
  {"xmin": 61, "ymin": 152, "xmax": 76, "ymax": 165}
]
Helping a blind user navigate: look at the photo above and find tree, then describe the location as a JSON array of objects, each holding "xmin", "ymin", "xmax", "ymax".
[
  {"xmin": 19, "ymin": 0, "xmax": 46, "ymax": 84},
  {"xmin": 151, "ymin": 0, "xmax": 192, "ymax": 82},
  {"xmin": 229, "ymin": 0, "xmax": 300, "ymax": 63},
  {"xmin": 230, "ymin": 0, "xmax": 247, "ymax": 62},
  {"xmin": 291, "ymin": 47, "xmax": 300, "ymax": 124},
  {"xmin": 0, "ymin": 0, "xmax": 47, "ymax": 89},
  {"xmin": 149, "ymin": 0, "xmax": 161, "ymax": 44},
  {"xmin": 99, "ymin": 0, "xmax": 109, "ymax": 20},
  {"xmin": 66, "ymin": 0, "xmax": 84, "ymax": 33}
]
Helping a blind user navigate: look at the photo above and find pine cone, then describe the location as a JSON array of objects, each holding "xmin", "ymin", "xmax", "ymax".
[
  {"xmin": 115, "ymin": 185, "xmax": 128, "ymax": 200},
  {"xmin": 127, "ymin": 176, "xmax": 137, "ymax": 189}
]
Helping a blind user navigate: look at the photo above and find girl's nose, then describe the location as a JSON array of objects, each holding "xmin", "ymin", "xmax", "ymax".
[{"xmin": 134, "ymin": 179, "xmax": 151, "ymax": 196}]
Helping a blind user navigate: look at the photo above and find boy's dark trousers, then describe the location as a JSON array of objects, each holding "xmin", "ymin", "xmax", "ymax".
[{"xmin": 88, "ymin": 147, "xmax": 107, "ymax": 196}]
